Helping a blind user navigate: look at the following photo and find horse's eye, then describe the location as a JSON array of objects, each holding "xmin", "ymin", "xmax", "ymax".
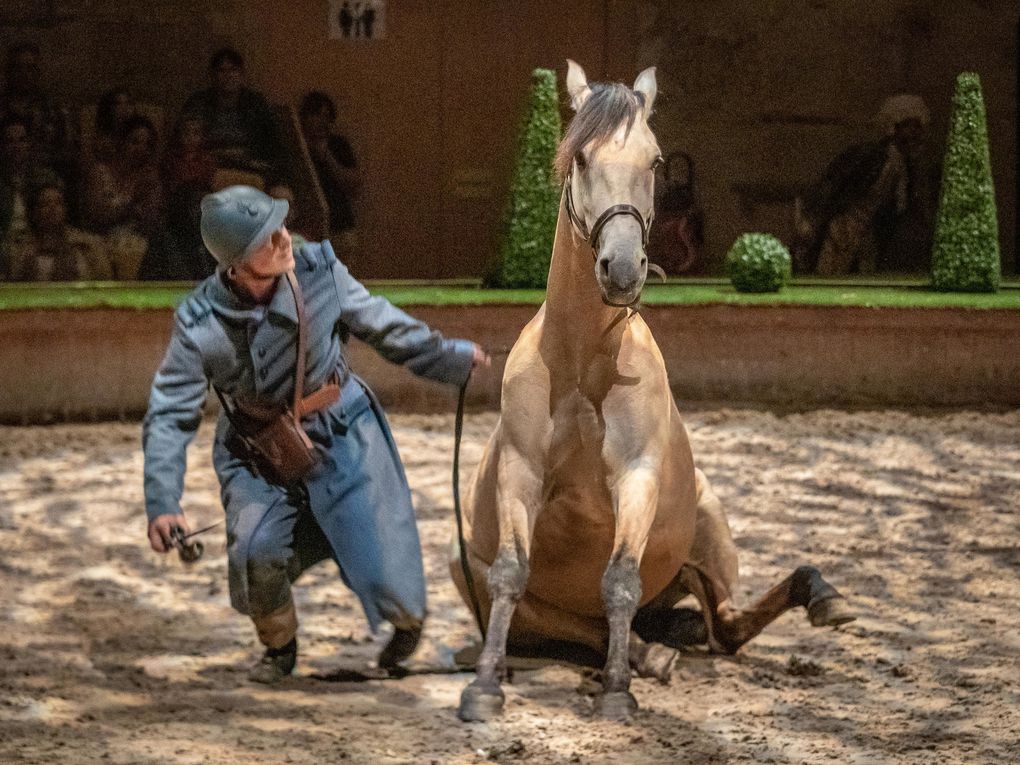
[
  {"xmin": 574, "ymin": 151, "xmax": 587, "ymax": 170},
  {"xmin": 651, "ymin": 155, "xmax": 664, "ymax": 171}
]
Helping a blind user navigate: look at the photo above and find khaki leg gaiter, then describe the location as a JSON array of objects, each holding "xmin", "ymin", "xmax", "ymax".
[{"xmin": 252, "ymin": 599, "xmax": 298, "ymax": 649}]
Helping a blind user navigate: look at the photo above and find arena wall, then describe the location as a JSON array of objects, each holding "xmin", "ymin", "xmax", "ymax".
[{"xmin": 1, "ymin": 305, "xmax": 1017, "ymax": 423}]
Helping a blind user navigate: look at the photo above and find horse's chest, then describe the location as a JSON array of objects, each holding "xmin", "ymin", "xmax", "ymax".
[{"xmin": 526, "ymin": 394, "xmax": 617, "ymax": 608}]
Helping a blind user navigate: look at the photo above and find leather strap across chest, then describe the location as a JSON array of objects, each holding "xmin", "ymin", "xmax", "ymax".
[
  {"xmin": 215, "ymin": 271, "xmax": 339, "ymax": 424},
  {"xmin": 285, "ymin": 271, "xmax": 307, "ymax": 425}
]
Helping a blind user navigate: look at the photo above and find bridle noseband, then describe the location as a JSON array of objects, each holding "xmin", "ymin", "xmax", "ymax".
[{"xmin": 564, "ymin": 167, "xmax": 653, "ymax": 259}]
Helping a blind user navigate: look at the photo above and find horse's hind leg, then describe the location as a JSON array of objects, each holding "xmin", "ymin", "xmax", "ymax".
[
  {"xmin": 681, "ymin": 564, "xmax": 853, "ymax": 654},
  {"xmin": 680, "ymin": 469, "xmax": 854, "ymax": 654},
  {"xmin": 628, "ymin": 631, "xmax": 678, "ymax": 682},
  {"xmin": 633, "ymin": 606, "xmax": 709, "ymax": 649}
]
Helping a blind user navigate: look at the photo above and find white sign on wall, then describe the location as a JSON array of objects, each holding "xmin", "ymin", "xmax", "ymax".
[{"xmin": 329, "ymin": 0, "xmax": 386, "ymax": 40}]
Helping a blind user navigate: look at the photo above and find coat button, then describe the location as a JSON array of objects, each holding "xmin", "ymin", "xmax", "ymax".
[
  {"xmin": 258, "ymin": 348, "xmax": 266, "ymax": 359},
  {"xmin": 260, "ymin": 368, "xmax": 268, "ymax": 380}
]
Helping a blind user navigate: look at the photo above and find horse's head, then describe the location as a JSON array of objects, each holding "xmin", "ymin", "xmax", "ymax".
[{"xmin": 557, "ymin": 60, "xmax": 661, "ymax": 307}]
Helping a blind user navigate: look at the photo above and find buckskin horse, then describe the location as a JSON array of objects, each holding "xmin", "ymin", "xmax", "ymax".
[{"xmin": 451, "ymin": 61, "xmax": 854, "ymax": 721}]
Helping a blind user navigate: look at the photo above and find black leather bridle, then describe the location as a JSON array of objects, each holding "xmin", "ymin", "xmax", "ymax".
[{"xmin": 564, "ymin": 167, "xmax": 653, "ymax": 258}]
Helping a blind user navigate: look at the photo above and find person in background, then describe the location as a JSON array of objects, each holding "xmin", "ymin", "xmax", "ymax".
[
  {"xmin": 0, "ymin": 115, "xmax": 61, "ymax": 257},
  {"xmin": 142, "ymin": 185, "xmax": 490, "ymax": 683},
  {"xmin": 2, "ymin": 181, "xmax": 109, "ymax": 281},
  {"xmin": 92, "ymin": 87, "xmax": 137, "ymax": 162},
  {"xmin": 138, "ymin": 115, "xmax": 218, "ymax": 281},
  {"xmin": 182, "ymin": 47, "xmax": 282, "ymax": 177},
  {"xmin": 299, "ymin": 91, "xmax": 361, "ymax": 254},
  {"xmin": 138, "ymin": 192, "xmax": 215, "ymax": 281},
  {"xmin": 82, "ymin": 114, "xmax": 164, "ymax": 279},
  {"xmin": 0, "ymin": 42, "xmax": 76, "ymax": 180},
  {"xmin": 874, "ymin": 95, "xmax": 939, "ymax": 274},
  {"xmin": 792, "ymin": 94, "xmax": 935, "ymax": 276},
  {"xmin": 162, "ymin": 114, "xmax": 217, "ymax": 197}
]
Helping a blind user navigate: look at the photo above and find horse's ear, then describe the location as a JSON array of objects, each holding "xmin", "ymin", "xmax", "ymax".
[
  {"xmin": 566, "ymin": 59, "xmax": 591, "ymax": 112},
  {"xmin": 633, "ymin": 66, "xmax": 657, "ymax": 115}
]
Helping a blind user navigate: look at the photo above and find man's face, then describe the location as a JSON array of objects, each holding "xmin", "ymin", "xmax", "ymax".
[
  {"xmin": 213, "ymin": 60, "xmax": 244, "ymax": 96},
  {"xmin": 111, "ymin": 91, "xmax": 134, "ymax": 124},
  {"xmin": 893, "ymin": 118, "xmax": 926, "ymax": 154},
  {"xmin": 238, "ymin": 226, "xmax": 294, "ymax": 279}
]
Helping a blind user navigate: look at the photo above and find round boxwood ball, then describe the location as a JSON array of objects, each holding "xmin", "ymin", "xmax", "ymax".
[{"xmin": 726, "ymin": 233, "xmax": 792, "ymax": 293}]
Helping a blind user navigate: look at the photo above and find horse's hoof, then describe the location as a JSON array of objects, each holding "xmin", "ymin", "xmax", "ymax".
[
  {"xmin": 808, "ymin": 596, "xmax": 856, "ymax": 628},
  {"xmin": 594, "ymin": 691, "xmax": 638, "ymax": 720},
  {"xmin": 458, "ymin": 683, "xmax": 505, "ymax": 722},
  {"xmin": 633, "ymin": 644, "xmax": 677, "ymax": 683}
]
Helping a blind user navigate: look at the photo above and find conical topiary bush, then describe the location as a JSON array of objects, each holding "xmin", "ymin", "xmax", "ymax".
[
  {"xmin": 930, "ymin": 72, "xmax": 1000, "ymax": 292},
  {"xmin": 489, "ymin": 68, "xmax": 561, "ymax": 288}
]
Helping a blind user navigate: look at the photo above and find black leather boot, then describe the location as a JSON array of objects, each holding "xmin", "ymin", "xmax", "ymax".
[
  {"xmin": 377, "ymin": 625, "xmax": 422, "ymax": 670},
  {"xmin": 248, "ymin": 637, "xmax": 297, "ymax": 684}
]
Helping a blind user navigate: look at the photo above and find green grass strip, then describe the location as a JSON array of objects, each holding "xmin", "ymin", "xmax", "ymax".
[{"xmin": 2, "ymin": 280, "xmax": 1020, "ymax": 311}]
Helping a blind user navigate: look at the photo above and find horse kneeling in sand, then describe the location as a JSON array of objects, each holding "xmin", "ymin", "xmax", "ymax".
[{"xmin": 451, "ymin": 61, "xmax": 854, "ymax": 721}]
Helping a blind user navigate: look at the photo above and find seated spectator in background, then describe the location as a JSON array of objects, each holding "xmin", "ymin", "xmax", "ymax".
[
  {"xmin": 1, "ymin": 115, "xmax": 61, "ymax": 252},
  {"xmin": 82, "ymin": 115, "xmax": 164, "ymax": 279},
  {"xmin": 182, "ymin": 47, "xmax": 282, "ymax": 177},
  {"xmin": 138, "ymin": 189, "xmax": 215, "ymax": 281},
  {"xmin": 92, "ymin": 87, "xmax": 137, "ymax": 162},
  {"xmin": 299, "ymin": 90, "xmax": 361, "ymax": 250},
  {"xmin": 162, "ymin": 114, "xmax": 216, "ymax": 196},
  {"xmin": 792, "ymin": 94, "xmax": 936, "ymax": 276},
  {"xmin": 2, "ymin": 181, "xmax": 110, "ymax": 281},
  {"xmin": 138, "ymin": 116, "xmax": 217, "ymax": 281},
  {"xmin": 0, "ymin": 42, "xmax": 76, "ymax": 182}
]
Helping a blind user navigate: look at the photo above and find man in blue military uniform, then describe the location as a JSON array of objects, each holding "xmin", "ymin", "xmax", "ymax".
[{"xmin": 143, "ymin": 185, "xmax": 489, "ymax": 682}]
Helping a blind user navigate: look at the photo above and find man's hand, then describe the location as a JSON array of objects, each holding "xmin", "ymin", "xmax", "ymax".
[
  {"xmin": 148, "ymin": 513, "xmax": 190, "ymax": 553},
  {"xmin": 471, "ymin": 344, "xmax": 491, "ymax": 371}
]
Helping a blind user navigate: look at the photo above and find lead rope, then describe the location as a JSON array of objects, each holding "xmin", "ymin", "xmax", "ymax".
[{"xmin": 454, "ymin": 375, "xmax": 487, "ymax": 642}]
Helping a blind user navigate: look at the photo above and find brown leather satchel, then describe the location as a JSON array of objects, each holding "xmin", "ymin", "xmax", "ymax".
[{"xmin": 216, "ymin": 271, "xmax": 340, "ymax": 485}]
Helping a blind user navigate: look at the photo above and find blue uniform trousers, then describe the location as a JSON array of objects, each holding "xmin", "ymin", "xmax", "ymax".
[{"xmin": 213, "ymin": 375, "xmax": 427, "ymax": 631}]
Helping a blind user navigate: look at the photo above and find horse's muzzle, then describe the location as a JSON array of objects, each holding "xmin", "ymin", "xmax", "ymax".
[{"xmin": 597, "ymin": 255, "xmax": 647, "ymax": 307}]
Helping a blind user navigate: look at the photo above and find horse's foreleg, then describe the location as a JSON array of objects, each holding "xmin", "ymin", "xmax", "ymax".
[
  {"xmin": 457, "ymin": 540, "xmax": 528, "ymax": 720},
  {"xmin": 458, "ymin": 455, "xmax": 539, "ymax": 722},
  {"xmin": 596, "ymin": 465, "xmax": 659, "ymax": 720}
]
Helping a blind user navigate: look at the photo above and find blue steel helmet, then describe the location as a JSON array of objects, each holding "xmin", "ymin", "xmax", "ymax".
[{"xmin": 200, "ymin": 185, "xmax": 289, "ymax": 267}]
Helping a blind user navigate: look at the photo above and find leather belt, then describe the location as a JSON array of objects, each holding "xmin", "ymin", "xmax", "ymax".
[
  {"xmin": 297, "ymin": 372, "xmax": 341, "ymax": 418},
  {"xmin": 228, "ymin": 371, "xmax": 342, "ymax": 423}
]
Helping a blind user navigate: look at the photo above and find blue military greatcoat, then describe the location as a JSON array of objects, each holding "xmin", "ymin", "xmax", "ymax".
[{"xmin": 142, "ymin": 240, "xmax": 473, "ymax": 628}]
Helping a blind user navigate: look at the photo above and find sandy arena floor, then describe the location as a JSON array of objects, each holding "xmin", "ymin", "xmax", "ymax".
[{"xmin": 1, "ymin": 408, "xmax": 1019, "ymax": 764}]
